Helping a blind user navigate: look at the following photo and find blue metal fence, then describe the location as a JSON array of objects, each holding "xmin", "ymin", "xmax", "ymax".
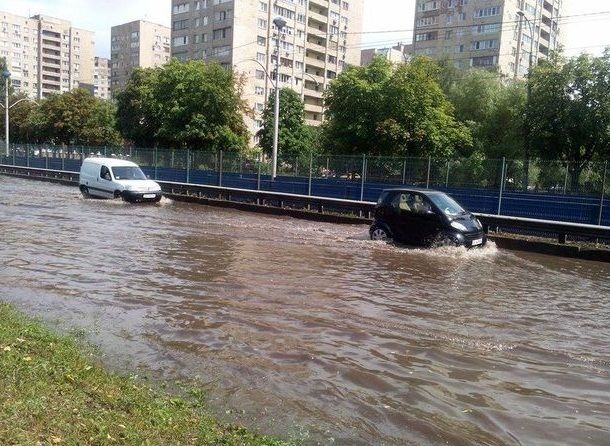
[{"xmin": 1, "ymin": 148, "xmax": 608, "ymax": 227}]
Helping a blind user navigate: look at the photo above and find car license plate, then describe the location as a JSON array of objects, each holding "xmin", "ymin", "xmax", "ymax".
[
  {"xmin": 471, "ymin": 239, "xmax": 483, "ymax": 246},
  {"xmin": 143, "ymin": 194, "xmax": 156, "ymax": 199}
]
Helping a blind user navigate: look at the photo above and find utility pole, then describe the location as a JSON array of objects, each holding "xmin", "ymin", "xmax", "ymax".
[
  {"xmin": 514, "ymin": 14, "xmax": 524, "ymax": 80},
  {"xmin": 2, "ymin": 70, "xmax": 9, "ymax": 157},
  {"xmin": 271, "ymin": 16, "xmax": 287, "ymax": 180},
  {"xmin": 518, "ymin": 11, "xmax": 535, "ymax": 191}
]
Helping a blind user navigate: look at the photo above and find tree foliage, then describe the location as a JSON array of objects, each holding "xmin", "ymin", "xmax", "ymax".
[
  {"xmin": 115, "ymin": 68, "xmax": 159, "ymax": 148},
  {"xmin": 322, "ymin": 56, "xmax": 472, "ymax": 158},
  {"xmin": 116, "ymin": 59, "xmax": 250, "ymax": 151},
  {"xmin": 0, "ymin": 57, "xmax": 12, "ymax": 99},
  {"xmin": 256, "ymin": 88, "xmax": 313, "ymax": 159},
  {"xmin": 26, "ymin": 88, "xmax": 122, "ymax": 146},
  {"xmin": 527, "ymin": 51, "xmax": 610, "ymax": 183},
  {"xmin": 443, "ymin": 69, "xmax": 527, "ymax": 159},
  {"xmin": 1, "ymin": 93, "xmax": 38, "ymax": 143}
]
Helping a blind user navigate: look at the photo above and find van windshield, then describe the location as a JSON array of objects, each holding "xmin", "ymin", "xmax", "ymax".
[
  {"xmin": 428, "ymin": 193, "xmax": 466, "ymax": 217},
  {"xmin": 111, "ymin": 166, "xmax": 147, "ymax": 180}
]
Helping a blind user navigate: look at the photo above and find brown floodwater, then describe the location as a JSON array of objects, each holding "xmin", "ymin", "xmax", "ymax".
[{"xmin": 1, "ymin": 176, "xmax": 609, "ymax": 445}]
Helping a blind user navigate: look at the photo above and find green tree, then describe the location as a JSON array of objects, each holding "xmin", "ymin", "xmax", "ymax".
[
  {"xmin": 0, "ymin": 57, "xmax": 11, "ymax": 99},
  {"xmin": 257, "ymin": 88, "xmax": 313, "ymax": 160},
  {"xmin": 29, "ymin": 89, "xmax": 122, "ymax": 146},
  {"xmin": 445, "ymin": 69, "xmax": 526, "ymax": 160},
  {"xmin": 322, "ymin": 56, "xmax": 471, "ymax": 157},
  {"xmin": 2, "ymin": 93, "xmax": 38, "ymax": 143},
  {"xmin": 483, "ymin": 81, "xmax": 527, "ymax": 160},
  {"xmin": 116, "ymin": 59, "xmax": 250, "ymax": 151},
  {"xmin": 115, "ymin": 68, "xmax": 159, "ymax": 147},
  {"xmin": 528, "ymin": 51, "xmax": 610, "ymax": 186}
]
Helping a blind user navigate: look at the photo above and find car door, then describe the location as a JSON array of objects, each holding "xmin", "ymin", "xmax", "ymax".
[
  {"xmin": 407, "ymin": 193, "xmax": 442, "ymax": 245},
  {"xmin": 388, "ymin": 192, "xmax": 419, "ymax": 244},
  {"xmin": 375, "ymin": 192, "xmax": 406, "ymax": 242},
  {"xmin": 97, "ymin": 165, "xmax": 114, "ymax": 198}
]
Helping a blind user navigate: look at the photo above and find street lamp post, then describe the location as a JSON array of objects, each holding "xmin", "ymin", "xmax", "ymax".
[
  {"xmin": 517, "ymin": 11, "xmax": 535, "ymax": 190},
  {"xmin": 271, "ymin": 16, "xmax": 286, "ymax": 180},
  {"xmin": 2, "ymin": 70, "xmax": 9, "ymax": 157}
]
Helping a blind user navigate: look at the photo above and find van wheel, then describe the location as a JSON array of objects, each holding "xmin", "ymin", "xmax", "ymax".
[
  {"xmin": 370, "ymin": 225, "xmax": 391, "ymax": 241},
  {"xmin": 80, "ymin": 185, "xmax": 90, "ymax": 198},
  {"xmin": 114, "ymin": 190, "xmax": 123, "ymax": 200}
]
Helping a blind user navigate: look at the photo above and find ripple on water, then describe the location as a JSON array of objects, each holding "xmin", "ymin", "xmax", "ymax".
[{"xmin": 1, "ymin": 177, "xmax": 610, "ymax": 446}]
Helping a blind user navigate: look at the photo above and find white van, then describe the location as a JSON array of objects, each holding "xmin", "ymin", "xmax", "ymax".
[{"xmin": 79, "ymin": 157, "xmax": 162, "ymax": 203}]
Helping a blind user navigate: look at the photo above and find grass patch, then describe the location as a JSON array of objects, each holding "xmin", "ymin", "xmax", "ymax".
[{"xmin": 0, "ymin": 303, "xmax": 292, "ymax": 446}]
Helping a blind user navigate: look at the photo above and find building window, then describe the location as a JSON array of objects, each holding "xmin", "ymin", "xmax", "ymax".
[
  {"xmin": 173, "ymin": 19, "xmax": 189, "ymax": 31},
  {"xmin": 172, "ymin": 36, "xmax": 188, "ymax": 47},
  {"xmin": 173, "ymin": 3, "xmax": 190, "ymax": 14},
  {"xmin": 213, "ymin": 27, "xmax": 230, "ymax": 40}
]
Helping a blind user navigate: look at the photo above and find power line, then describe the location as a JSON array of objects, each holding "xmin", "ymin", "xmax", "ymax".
[
  {"xmin": 349, "ymin": 13, "xmax": 610, "ymax": 51},
  {"xmin": 344, "ymin": 9, "xmax": 610, "ymax": 37}
]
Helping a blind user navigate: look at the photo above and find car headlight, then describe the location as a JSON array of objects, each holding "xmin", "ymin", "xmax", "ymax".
[
  {"xmin": 474, "ymin": 219, "xmax": 483, "ymax": 230},
  {"xmin": 450, "ymin": 221, "xmax": 468, "ymax": 232}
]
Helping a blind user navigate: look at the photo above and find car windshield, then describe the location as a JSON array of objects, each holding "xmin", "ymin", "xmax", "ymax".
[
  {"xmin": 111, "ymin": 166, "xmax": 147, "ymax": 180},
  {"xmin": 428, "ymin": 193, "xmax": 466, "ymax": 217}
]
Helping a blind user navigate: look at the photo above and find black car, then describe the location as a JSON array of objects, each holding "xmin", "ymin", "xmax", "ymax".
[{"xmin": 369, "ymin": 188, "xmax": 487, "ymax": 248}]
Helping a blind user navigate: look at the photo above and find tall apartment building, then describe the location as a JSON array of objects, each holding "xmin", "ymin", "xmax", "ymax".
[
  {"xmin": 170, "ymin": 0, "xmax": 363, "ymax": 137},
  {"xmin": 85, "ymin": 56, "xmax": 111, "ymax": 99},
  {"xmin": 110, "ymin": 20, "xmax": 171, "ymax": 93},
  {"xmin": 412, "ymin": 0, "xmax": 563, "ymax": 77},
  {"xmin": 0, "ymin": 11, "xmax": 95, "ymax": 99},
  {"xmin": 361, "ymin": 43, "xmax": 412, "ymax": 65}
]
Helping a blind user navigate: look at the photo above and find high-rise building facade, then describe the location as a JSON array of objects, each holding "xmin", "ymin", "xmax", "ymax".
[
  {"xmin": 110, "ymin": 20, "xmax": 171, "ymax": 93},
  {"xmin": 361, "ymin": 43, "xmax": 412, "ymax": 65},
  {"xmin": 0, "ymin": 11, "xmax": 95, "ymax": 99},
  {"xmin": 170, "ymin": 0, "xmax": 363, "ymax": 137},
  {"xmin": 90, "ymin": 56, "xmax": 111, "ymax": 99},
  {"xmin": 412, "ymin": 0, "xmax": 563, "ymax": 77}
]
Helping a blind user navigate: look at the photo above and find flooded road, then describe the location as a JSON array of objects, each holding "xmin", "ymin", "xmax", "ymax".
[{"xmin": 1, "ymin": 176, "xmax": 609, "ymax": 445}]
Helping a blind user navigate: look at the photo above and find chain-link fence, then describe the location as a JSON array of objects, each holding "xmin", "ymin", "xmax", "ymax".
[{"xmin": 1, "ymin": 144, "xmax": 608, "ymax": 225}]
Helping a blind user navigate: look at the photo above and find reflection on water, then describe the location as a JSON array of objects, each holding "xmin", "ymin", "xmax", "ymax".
[{"xmin": 1, "ymin": 176, "xmax": 609, "ymax": 445}]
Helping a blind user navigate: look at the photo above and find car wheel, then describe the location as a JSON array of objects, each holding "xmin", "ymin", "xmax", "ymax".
[
  {"xmin": 435, "ymin": 233, "xmax": 459, "ymax": 248},
  {"xmin": 370, "ymin": 225, "xmax": 391, "ymax": 241},
  {"xmin": 80, "ymin": 185, "xmax": 90, "ymax": 198}
]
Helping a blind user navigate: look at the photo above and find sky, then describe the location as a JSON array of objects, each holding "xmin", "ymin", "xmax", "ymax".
[{"xmin": 1, "ymin": 0, "xmax": 609, "ymax": 58}]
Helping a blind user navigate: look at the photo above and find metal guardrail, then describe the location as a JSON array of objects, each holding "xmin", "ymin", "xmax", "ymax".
[
  {"xmin": 2, "ymin": 164, "xmax": 610, "ymax": 243},
  {"xmin": 476, "ymin": 214, "xmax": 610, "ymax": 244}
]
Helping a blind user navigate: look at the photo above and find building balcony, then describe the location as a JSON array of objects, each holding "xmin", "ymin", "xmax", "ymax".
[
  {"xmin": 41, "ymin": 66, "xmax": 61, "ymax": 75},
  {"xmin": 42, "ymin": 76, "xmax": 61, "ymax": 86},
  {"xmin": 306, "ymin": 38, "xmax": 327, "ymax": 53},
  {"xmin": 304, "ymin": 103, "xmax": 324, "ymax": 114},
  {"xmin": 303, "ymin": 87, "xmax": 323, "ymax": 99},
  {"xmin": 308, "ymin": 0, "xmax": 329, "ymax": 15},
  {"xmin": 306, "ymin": 55, "xmax": 325, "ymax": 68},
  {"xmin": 41, "ymin": 30, "xmax": 61, "ymax": 41},
  {"xmin": 42, "ymin": 39, "xmax": 61, "ymax": 48},
  {"xmin": 305, "ymin": 113, "xmax": 323, "ymax": 126},
  {"xmin": 42, "ymin": 57, "xmax": 61, "ymax": 66},
  {"xmin": 42, "ymin": 82, "xmax": 61, "ymax": 91},
  {"xmin": 308, "ymin": 9, "xmax": 328, "ymax": 24},
  {"xmin": 305, "ymin": 71, "xmax": 325, "ymax": 85}
]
